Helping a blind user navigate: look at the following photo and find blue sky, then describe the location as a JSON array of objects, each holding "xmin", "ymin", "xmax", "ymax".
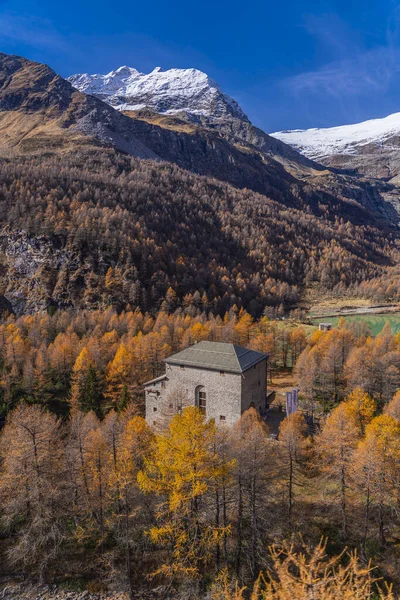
[{"xmin": 1, "ymin": 0, "xmax": 400, "ymax": 131}]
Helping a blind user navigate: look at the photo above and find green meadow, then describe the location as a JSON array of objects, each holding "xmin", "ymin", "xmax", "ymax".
[{"xmin": 312, "ymin": 313, "xmax": 400, "ymax": 336}]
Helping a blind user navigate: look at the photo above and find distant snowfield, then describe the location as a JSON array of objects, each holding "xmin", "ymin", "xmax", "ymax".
[{"xmin": 271, "ymin": 112, "xmax": 400, "ymax": 160}]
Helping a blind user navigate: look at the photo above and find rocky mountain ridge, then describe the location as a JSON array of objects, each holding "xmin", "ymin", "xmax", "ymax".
[
  {"xmin": 68, "ymin": 64, "xmax": 319, "ymax": 165},
  {"xmin": 65, "ymin": 58, "xmax": 400, "ymax": 224}
]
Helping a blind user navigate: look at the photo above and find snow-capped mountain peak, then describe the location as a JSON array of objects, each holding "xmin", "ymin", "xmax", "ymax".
[
  {"xmin": 68, "ymin": 65, "xmax": 248, "ymax": 121},
  {"xmin": 270, "ymin": 112, "xmax": 400, "ymax": 161}
]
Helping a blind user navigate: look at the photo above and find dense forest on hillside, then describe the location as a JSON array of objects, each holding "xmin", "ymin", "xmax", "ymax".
[
  {"xmin": 0, "ymin": 305, "xmax": 399, "ymax": 422},
  {"xmin": 1, "ymin": 309, "xmax": 400, "ymax": 596},
  {"xmin": 0, "ymin": 149, "xmax": 398, "ymax": 316},
  {"xmin": 0, "ymin": 306, "xmax": 300, "ymax": 422}
]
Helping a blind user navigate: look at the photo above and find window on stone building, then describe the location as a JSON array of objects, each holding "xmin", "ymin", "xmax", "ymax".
[
  {"xmin": 220, "ymin": 370, "xmax": 225, "ymax": 376},
  {"xmin": 198, "ymin": 391, "xmax": 206, "ymax": 414},
  {"xmin": 161, "ymin": 381, "xmax": 166, "ymax": 388},
  {"xmin": 180, "ymin": 365, "xmax": 185, "ymax": 370},
  {"xmin": 195, "ymin": 385, "xmax": 207, "ymax": 415},
  {"xmin": 220, "ymin": 415, "xmax": 226, "ymax": 422},
  {"xmin": 153, "ymin": 407, "xmax": 157, "ymax": 412}
]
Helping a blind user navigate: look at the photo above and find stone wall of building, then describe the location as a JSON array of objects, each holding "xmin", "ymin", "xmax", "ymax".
[
  {"xmin": 241, "ymin": 360, "xmax": 267, "ymax": 413},
  {"xmin": 163, "ymin": 362, "xmax": 243, "ymax": 427},
  {"xmin": 144, "ymin": 376, "xmax": 167, "ymax": 427},
  {"xmin": 145, "ymin": 358, "xmax": 268, "ymax": 429}
]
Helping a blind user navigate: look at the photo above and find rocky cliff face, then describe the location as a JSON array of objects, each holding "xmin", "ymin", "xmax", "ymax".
[{"xmin": 0, "ymin": 229, "xmax": 84, "ymax": 314}]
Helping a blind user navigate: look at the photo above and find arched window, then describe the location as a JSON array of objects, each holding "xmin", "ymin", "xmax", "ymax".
[{"xmin": 195, "ymin": 385, "xmax": 207, "ymax": 415}]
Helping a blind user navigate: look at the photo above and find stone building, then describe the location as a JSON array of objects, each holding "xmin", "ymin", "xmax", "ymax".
[{"xmin": 144, "ymin": 341, "xmax": 268, "ymax": 428}]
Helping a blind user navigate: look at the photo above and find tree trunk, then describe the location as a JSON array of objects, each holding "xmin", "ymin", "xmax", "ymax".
[
  {"xmin": 288, "ymin": 452, "xmax": 293, "ymax": 526},
  {"xmin": 251, "ymin": 474, "xmax": 258, "ymax": 577},
  {"xmin": 215, "ymin": 488, "xmax": 220, "ymax": 571},
  {"xmin": 124, "ymin": 488, "xmax": 133, "ymax": 599},
  {"xmin": 235, "ymin": 474, "xmax": 243, "ymax": 577},
  {"xmin": 222, "ymin": 484, "xmax": 228, "ymax": 566},
  {"xmin": 379, "ymin": 500, "xmax": 386, "ymax": 547},
  {"xmin": 340, "ymin": 461, "xmax": 347, "ymax": 539},
  {"xmin": 361, "ymin": 479, "xmax": 370, "ymax": 559}
]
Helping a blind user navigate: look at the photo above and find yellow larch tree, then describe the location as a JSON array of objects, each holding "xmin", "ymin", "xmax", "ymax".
[
  {"xmin": 234, "ymin": 312, "xmax": 254, "ymax": 346},
  {"xmin": 0, "ymin": 404, "xmax": 65, "ymax": 583},
  {"xmin": 106, "ymin": 416, "xmax": 153, "ymax": 591},
  {"xmin": 344, "ymin": 387, "xmax": 375, "ymax": 436},
  {"xmin": 385, "ymin": 390, "xmax": 400, "ymax": 421},
  {"xmin": 317, "ymin": 403, "xmax": 359, "ymax": 539},
  {"xmin": 353, "ymin": 414, "xmax": 400, "ymax": 547},
  {"xmin": 278, "ymin": 412, "xmax": 308, "ymax": 526},
  {"xmin": 138, "ymin": 406, "xmax": 233, "ymax": 581},
  {"xmin": 316, "ymin": 389, "xmax": 374, "ymax": 539},
  {"xmin": 82, "ymin": 426, "xmax": 110, "ymax": 552},
  {"xmin": 211, "ymin": 539, "xmax": 394, "ymax": 600},
  {"xmin": 105, "ymin": 343, "xmax": 135, "ymax": 407},
  {"xmin": 231, "ymin": 408, "xmax": 277, "ymax": 577},
  {"xmin": 70, "ymin": 346, "xmax": 93, "ymax": 412},
  {"xmin": 48, "ymin": 331, "xmax": 81, "ymax": 386}
]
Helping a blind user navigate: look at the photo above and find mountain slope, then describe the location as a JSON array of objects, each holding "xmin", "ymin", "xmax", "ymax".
[
  {"xmin": 0, "ymin": 54, "xmax": 317, "ymax": 214},
  {"xmin": 0, "ymin": 52, "xmax": 159, "ymax": 159},
  {"xmin": 68, "ymin": 64, "xmax": 322, "ymax": 166},
  {"xmin": 0, "ymin": 53, "xmax": 399, "ymax": 314},
  {"xmin": 271, "ymin": 113, "xmax": 400, "ymax": 180},
  {"xmin": 0, "ymin": 150, "xmax": 395, "ymax": 315},
  {"xmin": 2, "ymin": 52, "xmax": 400, "ymax": 227},
  {"xmin": 68, "ymin": 62, "xmax": 400, "ymax": 224}
]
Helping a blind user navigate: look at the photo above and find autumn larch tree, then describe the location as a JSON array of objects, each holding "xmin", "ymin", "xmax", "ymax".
[
  {"xmin": 230, "ymin": 408, "xmax": 277, "ymax": 578},
  {"xmin": 106, "ymin": 415, "xmax": 153, "ymax": 592},
  {"xmin": 278, "ymin": 412, "xmax": 308, "ymax": 527},
  {"xmin": 0, "ymin": 404, "xmax": 66, "ymax": 583},
  {"xmin": 138, "ymin": 406, "xmax": 233, "ymax": 582},
  {"xmin": 106, "ymin": 343, "xmax": 135, "ymax": 408},
  {"xmin": 353, "ymin": 414, "xmax": 400, "ymax": 548}
]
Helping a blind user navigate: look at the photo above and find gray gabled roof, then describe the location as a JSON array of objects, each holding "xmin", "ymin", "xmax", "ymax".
[{"xmin": 164, "ymin": 341, "xmax": 267, "ymax": 374}]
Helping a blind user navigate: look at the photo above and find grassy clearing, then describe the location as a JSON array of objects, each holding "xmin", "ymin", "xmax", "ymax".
[
  {"xmin": 312, "ymin": 313, "xmax": 400, "ymax": 336},
  {"xmin": 275, "ymin": 320, "xmax": 317, "ymax": 337}
]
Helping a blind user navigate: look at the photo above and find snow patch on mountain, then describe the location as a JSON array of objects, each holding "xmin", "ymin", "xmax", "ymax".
[
  {"xmin": 271, "ymin": 112, "xmax": 400, "ymax": 161},
  {"xmin": 68, "ymin": 66, "xmax": 247, "ymax": 121}
]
